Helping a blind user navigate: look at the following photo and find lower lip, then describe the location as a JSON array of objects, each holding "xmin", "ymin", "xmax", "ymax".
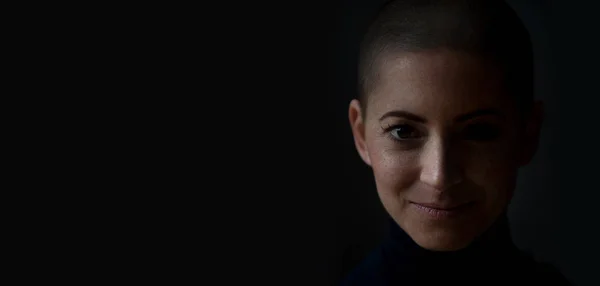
[{"xmin": 411, "ymin": 202, "xmax": 475, "ymax": 219}]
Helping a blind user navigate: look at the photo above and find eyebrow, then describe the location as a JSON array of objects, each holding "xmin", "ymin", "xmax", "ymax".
[
  {"xmin": 379, "ymin": 110, "xmax": 426, "ymax": 123},
  {"xmin": 454, "ymin": 108, "xmax": 505, "ymax": 122},
  {"xmin": 378, "ymin": 108, "xmax": 504, "ymax": 123}
]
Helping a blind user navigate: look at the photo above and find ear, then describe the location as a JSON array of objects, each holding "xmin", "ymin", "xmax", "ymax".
[
  {"xmin": 518, "ymin": 101, "xmax": 544, "ymax": 166},
  {"xmin": 349, "ymin": 99, "xmax": 372, "ymax": 166}
]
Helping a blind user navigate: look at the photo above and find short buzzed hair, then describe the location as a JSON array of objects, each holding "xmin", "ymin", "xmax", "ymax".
[{"xmin": 358, "ymin": 0, "xmax": 534, "ymax": 115}]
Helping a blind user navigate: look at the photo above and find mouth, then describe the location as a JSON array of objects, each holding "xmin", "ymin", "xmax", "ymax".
[{"xmin": 410, "ymin": 201, "xmax": 476, "ymax": 219}]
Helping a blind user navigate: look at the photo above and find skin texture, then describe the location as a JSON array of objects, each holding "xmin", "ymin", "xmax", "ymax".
[{"xmin": 349, "ymin": 49, "xmax": 543, "ymax": 251}]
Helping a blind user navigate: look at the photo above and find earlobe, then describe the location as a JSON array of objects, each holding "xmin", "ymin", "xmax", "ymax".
[{"xmin": 349, "ymin": 99, "xmax": 372, "ymax": 166}]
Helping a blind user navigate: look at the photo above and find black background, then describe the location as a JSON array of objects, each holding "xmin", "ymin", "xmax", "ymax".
[
  {"xmin": 192, "ymin": 0, "xmax": 599, "ymax": 285},
  {"xmin": 37, "ymin": 0, "xmax": 600, "ymax": 285}
]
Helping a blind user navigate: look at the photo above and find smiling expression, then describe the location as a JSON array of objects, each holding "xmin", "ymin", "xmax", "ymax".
[{"xmin": 349, "ymin": 49, "xmax": 541, "ymax": 251}]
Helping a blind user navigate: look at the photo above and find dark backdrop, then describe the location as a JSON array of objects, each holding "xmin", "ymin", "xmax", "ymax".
[
  {"xmin": 327, "ymin": 0, "xmax": 600, "ymax": 285},
  {"xmin": 85, "ymin": 0, "xmax": 599, "ymax": 285}
]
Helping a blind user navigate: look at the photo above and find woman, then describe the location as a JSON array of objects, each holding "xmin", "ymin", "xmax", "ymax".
[{"xmin": 341, "ymin": 0, "xmax": 570, "ymax": 285}]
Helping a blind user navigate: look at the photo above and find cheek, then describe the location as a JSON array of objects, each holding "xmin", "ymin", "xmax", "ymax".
[
  {"xmin": 367, "ymin": 141, "xmax": 421, "ymax": 196},
  {"xmin": 465, "ymin": 147, "xmax": 513, "ymax": 178},
  {"xmin": 462, "ymin": 143, "xmax": 519, "ymax": 202}
]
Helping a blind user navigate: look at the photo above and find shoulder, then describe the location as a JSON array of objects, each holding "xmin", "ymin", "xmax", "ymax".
[
  {"xmin": 509, "ymin": 251, "xmax": 571, "ymax": 285},
  {"xmin": 529, "ymin": 262, "xmax": 571, "ymax": 285},
  {"xmin": 338, "ymin": 247, "xmax": 387, "ymax": 286}
]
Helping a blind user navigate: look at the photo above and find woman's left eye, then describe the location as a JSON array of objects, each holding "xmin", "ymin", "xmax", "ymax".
[{"xmin": 463, "ymin": 124, "xmax": 501, "ymax": 141}]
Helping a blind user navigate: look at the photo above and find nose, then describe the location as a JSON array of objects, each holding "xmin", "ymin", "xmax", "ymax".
[{"xmin": 419, "ymin": 136, "xmax": 463, "ymax": 191}]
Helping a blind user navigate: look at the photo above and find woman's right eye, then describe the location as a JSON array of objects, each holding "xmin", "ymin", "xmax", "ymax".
[{"xmin": 388, "ymin": 125, "xmax": 421, "ymax": 141}]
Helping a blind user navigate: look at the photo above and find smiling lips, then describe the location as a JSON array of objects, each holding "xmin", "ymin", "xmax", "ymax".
[{"xmin": 410, "ymin": 201, "xmax": 476, "ymax": 219}]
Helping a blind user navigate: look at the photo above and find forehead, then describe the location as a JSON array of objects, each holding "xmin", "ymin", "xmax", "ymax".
[{"xmin": 368, "ymin": 50, "xmax": 514, "ymax": 121}]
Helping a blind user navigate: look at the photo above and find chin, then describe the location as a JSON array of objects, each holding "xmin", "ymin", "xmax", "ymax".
[
  {"xmin": 402, "ymin": 222, "xmax": 480, "ymax": 251},
  {"xmin": 412, "ymin": 233, "xmax": 473, "ymax": 251},
  {"xmin": 392, "ymin": 201, "xmax": 501, "ymax": 251}
]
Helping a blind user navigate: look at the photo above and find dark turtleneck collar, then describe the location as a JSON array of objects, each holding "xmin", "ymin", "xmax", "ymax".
[
  {"xmin": 383, "ymin": 213, "xmax": 516, "ymax": 264},
  {"xmin": 340, "ymin": 214, "xmax": 571, "ymax": 285},
  {"xmin": 344, "ymin": 214, "xmax": 526, "ymax": 285}
]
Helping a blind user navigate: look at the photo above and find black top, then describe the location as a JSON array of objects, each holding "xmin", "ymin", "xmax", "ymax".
[{"xmin": 340, "ymin": 215, "xmax": 570, "ymax": 285}]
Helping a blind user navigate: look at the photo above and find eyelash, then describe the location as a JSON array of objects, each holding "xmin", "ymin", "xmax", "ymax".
[
  {"xmin": 382, "ymin": 124, "xmax": 423, "ymax": 142},
  {"xmin": 381, "ymin": 123, "xmax": 501, "ymax": 143}
]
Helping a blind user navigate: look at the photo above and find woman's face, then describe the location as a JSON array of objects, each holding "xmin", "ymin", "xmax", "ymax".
[{"xmin": 349, "ymin": 50, "xmax": 542, "ymax": 251}]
